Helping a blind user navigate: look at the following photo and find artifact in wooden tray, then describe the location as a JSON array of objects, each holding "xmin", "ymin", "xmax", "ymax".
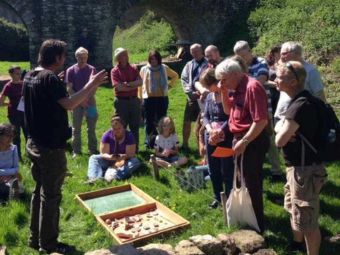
[
  {"xmin": 97, "ymin": 202, "xmax": 190, "ymax": 244},
  {"xmin": 76, "ymin": 183, "xmax": 190, "ymax": 244}
]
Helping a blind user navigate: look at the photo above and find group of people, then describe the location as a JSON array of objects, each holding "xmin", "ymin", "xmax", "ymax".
[{"xmin": 0, "ymin": 37, "xmax": 328, "ymax": 255}]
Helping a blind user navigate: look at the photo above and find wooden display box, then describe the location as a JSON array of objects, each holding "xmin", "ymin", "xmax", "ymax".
[
  {"xmin": 76, "ymin": 183, "xmax": 190, "ymax": 244},
  {"xmin": 98, "ymin": 202, "xmax": 190, "ymax": 244},
  {"xmin": 76, "ymin": 184, "xmax": 156, "ymax": 215}
]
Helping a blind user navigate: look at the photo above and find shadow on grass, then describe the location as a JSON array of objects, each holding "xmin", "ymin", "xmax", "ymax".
[
  {"xmin": 265, "ymin": 190, "xmax": 284, "ymax": 206},
  {"xmin": 320, "ymin": 225, "xmax": 340, "ymax": 255},
  {"xmin": 133, "ymin": 162, "xmax": 151, "ymax": 177},
  {"xmin": 265, "ymin": 202, "xmax": 339, "ymax": 255},
  {"xmin": 321, "ymin": 180, "xmax": 340, "ymax": 199},
  {"xmin": 320, "ymin": 200, "xmax": 340, "ymax": 221}
]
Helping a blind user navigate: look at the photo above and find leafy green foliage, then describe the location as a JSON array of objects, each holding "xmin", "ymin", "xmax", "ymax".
[
  {"xmin": 113, "ymin": 11, "xmax": 176, "ymax": 64},
  {"xmin": 0, "ymin": 18, "xmax": 29, "ymax": 61},
  {"xmin": 248, "ymin": 0, "xmax": 340, "ymax": 64}
]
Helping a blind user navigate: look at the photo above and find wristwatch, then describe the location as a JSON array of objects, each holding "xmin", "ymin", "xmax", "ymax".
[{"xmin": 241, "ymin": 137, "xmax": 250, "ymax": 145}]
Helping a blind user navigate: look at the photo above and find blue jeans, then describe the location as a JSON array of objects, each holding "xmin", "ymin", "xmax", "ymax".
[
  {"xmin": 205, "ymin": 131, "xmax": 234, "ymax": 201},
  {"xmin": 8, "ymin": 112, "xmax": 27, "ymax": 159},
  {"xmin": 87, "ymin": 154, "xmax": 141, "ymax": 180}
]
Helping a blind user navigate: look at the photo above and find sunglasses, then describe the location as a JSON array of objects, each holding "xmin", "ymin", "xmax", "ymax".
[{"xmin": 286, "ymin": 62, "xmax": 299, "ymax": 82}]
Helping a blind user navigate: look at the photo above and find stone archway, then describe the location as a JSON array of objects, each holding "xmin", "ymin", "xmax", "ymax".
[{"xmin": 1, "ymin": 0, "xmax": 257, "ymax": 69}]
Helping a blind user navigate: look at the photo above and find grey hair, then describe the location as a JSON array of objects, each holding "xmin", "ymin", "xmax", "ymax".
[
  {"xmin": 215, "ymin": 58, "xmax": 242, "ymax": 79},
  {"xmin": 75, "ymin": 47, "xmax": 88, "ymax": 57},
  {"xmin": 281, "ymin": 41, "xmax": 303, "ymax": 56},
  {"xmin": 233, "ymin": 40, "xmax": 250, "ymax": 54},
  {"xmin": 190, "ymin": 43, "xmax": 203, "ymax": 51}
]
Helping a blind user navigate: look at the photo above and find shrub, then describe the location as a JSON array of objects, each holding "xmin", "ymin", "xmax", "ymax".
[
  {"xmin": 0, "ymin": 18, "xmax": 29, "ymax": 61},
  {"xmin": 113, "ymin": 11, "xmax": 176, "ymax": 63},
  {"xmin": 248, "ymin": 0, "xmax": 340, "ymax": 65}
]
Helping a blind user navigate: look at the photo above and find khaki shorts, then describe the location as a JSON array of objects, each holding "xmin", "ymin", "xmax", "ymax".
[{"xmin": 284, "ymin": 164, "xmax": 327, "ymax": 232}]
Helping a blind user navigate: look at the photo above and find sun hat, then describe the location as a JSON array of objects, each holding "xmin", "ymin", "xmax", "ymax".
[{"xmin": 114, "ymin": 47, "xmax": 127, "ymax": 61}]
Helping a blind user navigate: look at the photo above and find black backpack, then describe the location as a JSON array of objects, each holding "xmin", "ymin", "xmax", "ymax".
[{"xmin": 299, "ymin": 95, "xmax": 340, "ymax": 162}]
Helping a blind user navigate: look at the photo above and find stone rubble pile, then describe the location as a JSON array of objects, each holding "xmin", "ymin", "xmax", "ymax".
[{"xmin": 85, "ymin": 230, "xmax": 276, "ymax": 255}]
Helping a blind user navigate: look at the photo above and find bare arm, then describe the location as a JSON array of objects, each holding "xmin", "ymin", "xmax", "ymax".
[
  {"xmin": 0, "ymin": 93, "xmax": 8, "ymax": 106},
  {"xmin": 66, "ymin": 82, "xmax": 75, "ymax": 95},
  {"xmin": 166, "ymin": 66, "xmax": 179, "ymax": 88},
  {"xmin": 100, "ymin": 142, "xmax": 114, "ymax": 161},
  {"xmin": 233, "ymin": 119, "xmax": 268, "ymax": 156},
  {"xmin": 58, "ymin": 69, "xmax": 107, "ymax": 110},
  {"xmin": 115, "ymin": 78, "xmax": 142, "ymax": 92},
  {"xmin": 275, "ymin": 119, "xmax": 299, "ymax": 147}
]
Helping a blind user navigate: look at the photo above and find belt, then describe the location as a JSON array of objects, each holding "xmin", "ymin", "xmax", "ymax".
[{"xmin": 117, "ymin": 96, "xmax": 137, "ymax": 100}]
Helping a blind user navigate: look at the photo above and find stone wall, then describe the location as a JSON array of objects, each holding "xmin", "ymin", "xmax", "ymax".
[{"xmin": 2, "ymin": 0, "xmax": 257, "ymax": 69}]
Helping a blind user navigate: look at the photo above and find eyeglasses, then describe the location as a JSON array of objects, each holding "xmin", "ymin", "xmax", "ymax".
[
  {"xmin": 286, "ymin": 62, "xmax": 299, "ymax": 82},
  {"xmin": 280, "ymin": 51, "xmax": 292, "ymax": 56}
]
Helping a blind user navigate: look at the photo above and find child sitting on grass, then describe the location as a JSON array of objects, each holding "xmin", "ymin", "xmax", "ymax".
[
  {"xmin": 0, "ymin": 123, "xmax": 23, "ymax": 203},
  {"xmin": 150, "ymin": 116, "xmax": 188, "ymax": 169}
]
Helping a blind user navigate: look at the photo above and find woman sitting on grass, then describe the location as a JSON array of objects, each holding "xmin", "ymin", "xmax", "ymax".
[
  {"xmin": 0, "ymin": 123, "xmax": 23, "ymax": 202},
  {"xmin": 150, "ymin": 116, "xmax": 188, "ymax": 169},
  {"xmin": 86, "ymin": 115, "xmax": 141, "ymax": 184}
]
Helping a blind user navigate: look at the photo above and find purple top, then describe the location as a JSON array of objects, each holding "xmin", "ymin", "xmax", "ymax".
[
  {"xmin": 65, "ymin": 64, "xmax": 96, "ymax": 92},
  {"xmin": 1, "ymin": 81, "xmax": 23, "ymax": 117},
  {"xmin": 101, "ymin": 129, "xmax": 136, "ymax": 154}
]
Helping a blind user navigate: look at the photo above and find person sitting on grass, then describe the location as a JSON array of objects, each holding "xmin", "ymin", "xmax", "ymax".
[
  {"xmin": 0, "ymin": 123, "xmax": 23, "ymax": 202},
  {"xmin": 150, "ymin": 116, "xmax": 188, "ymax": 169},
  {"xmin": 0, "ymin": 66, "xmax": 27, "ymax": 160},
  {"xmin": 86, "ymin": 115, "xmax": 141, "ymax": 184}
]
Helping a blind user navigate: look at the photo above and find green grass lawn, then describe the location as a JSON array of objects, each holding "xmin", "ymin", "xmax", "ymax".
[
  {"xmin": 0, "ymin": 61, "xmax": 30, "ymax": 76},
  {"xmin": 0, "ymin": 64, "xmax": 339, "ymax": 255}
]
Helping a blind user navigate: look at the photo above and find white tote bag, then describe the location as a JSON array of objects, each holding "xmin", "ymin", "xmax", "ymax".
[{"xmin": 225, "ymin": 154, "xmax": 260, "ymax": 232}]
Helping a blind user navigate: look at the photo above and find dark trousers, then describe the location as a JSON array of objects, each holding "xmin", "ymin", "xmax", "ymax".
[
  {"xmin": 8, "ymin": 112, "xmax": 27, "ymax": 159},
  {"xmin": 26, "ymin": 139, "xmax": 67, "ymax": 250},
  {"xmin": 144, "ymin": 97, "xmax": 169, "ymax": 147},
  {"xmin": 234, "ymin": 131, "xmax": 270, "ymax": 233},
  {"xmin": 205, "ymin": 131, "xmax": 234, "ymax": 202},
  {"xmin": 114, "ymin": 97, "xmax": 141, "ymax": 149}
]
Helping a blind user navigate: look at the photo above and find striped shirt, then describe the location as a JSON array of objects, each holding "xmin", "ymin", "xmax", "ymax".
[{"xmin": 249, "ymin": 57, "xmax": 272, "ymax": 113}]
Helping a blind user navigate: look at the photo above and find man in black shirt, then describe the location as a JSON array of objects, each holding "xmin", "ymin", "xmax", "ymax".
[
  {"xmin": 24, "ymin": 39, "xmax": 107, "ymax": 254},
  {"xmin": 275, "ymin": 61, "xmax": 327, "ymax": 255}
]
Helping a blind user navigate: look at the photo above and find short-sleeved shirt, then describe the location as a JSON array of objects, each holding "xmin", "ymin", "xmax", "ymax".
[
  {"xmin": 283, "ymin": 90, "xmax": 321, "ymax": 166},
  {"xmin": 249, "ymin": 57, "xmax": 272, "ymax": 113},
  {"xmin": 111, "ymin": 63, "xmax": 140, "ymax": 97},
  {"xmin": 65, "ymin": 64, "xmax": 96, "ymax": 92},
  {"xmin": 23, "ymin": 68, "xmax": 71, "ymax": 149},
  {"xmin": 275, "ymin": 62, "xmax": 324, "ymax": 120},
  {"xmin": 154, "ymin": 134, "xmax": 179, "ymax": 151},
  {"xmin": 227, "ymin": 75, "xmax": 268, "ymax": 134},
  {"xmin": 101, "ymin": 129, "xmax": 136, "ymax": 154},
  {"xmin": 303, "ymin": 62, "xmax": 324, "ymax": 95},
  {"xmin": 0, "ymin": 144, "xmax": 19, "ymax": 176},
  {"xmin": 1, "ymin": 81, "xmax": 23, "ymax": 117}
]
